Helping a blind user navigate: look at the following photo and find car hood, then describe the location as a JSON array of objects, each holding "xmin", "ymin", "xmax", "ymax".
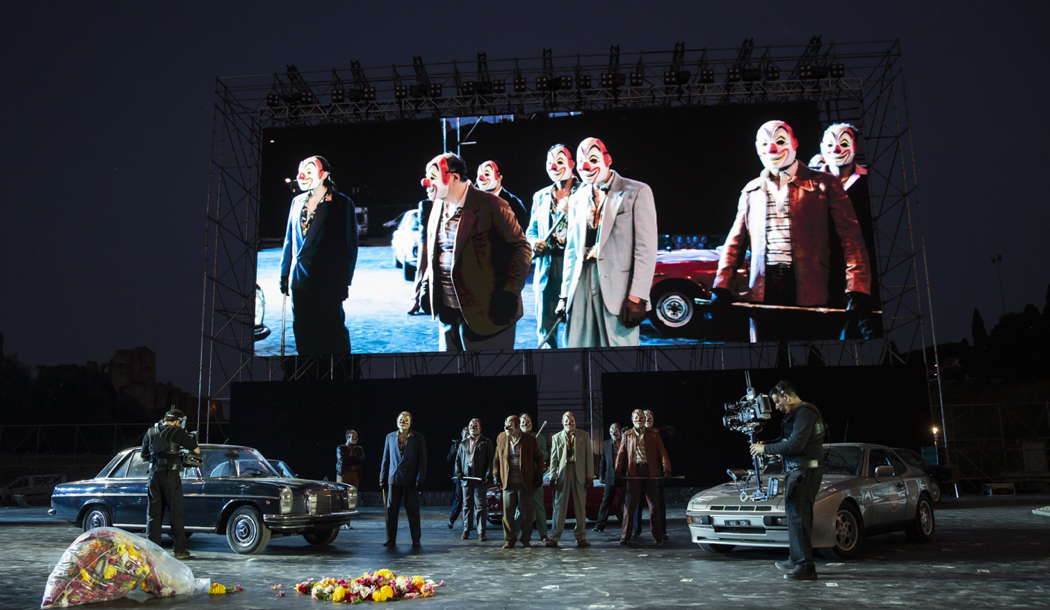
[{"xmin": 687, "ymin": 474, "xmax": 853, "ymax": 510}]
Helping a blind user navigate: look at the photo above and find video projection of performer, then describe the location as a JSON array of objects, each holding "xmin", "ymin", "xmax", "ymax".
[{"xmin": 252, "ymin": 103, "xmax": 882, "ymax": 356}]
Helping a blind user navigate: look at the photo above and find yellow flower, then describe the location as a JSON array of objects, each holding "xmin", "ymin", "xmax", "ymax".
[
  {"xmin": 209, "ymin": 583, "xmax": 227, "ymax": 595},
  {"xmin": 411, "ymin": 576, "xmax": 424, "ymax": 587},
  {"xmin": 79, "ymin": 569, "xmax": 91, "ymax": 582},
  {"xmin": 102, "ymin": 564, "xmax": 117, "ymax": 579},
  {"xmin": 381, "ymin": 584, "xmax": 394, "ymax": 600},
  {"xmin": 372, "ymin": 589, "xmax": 383, "ymax": 602},
  {"xmin": 332, "ymin": 586, "xmax": 346, "ymax": 602}
]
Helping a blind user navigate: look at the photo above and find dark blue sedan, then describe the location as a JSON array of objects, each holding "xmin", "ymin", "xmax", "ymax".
[{"xmin": 49, "ymin": 444, "xmax": 357, "ymax": 554}]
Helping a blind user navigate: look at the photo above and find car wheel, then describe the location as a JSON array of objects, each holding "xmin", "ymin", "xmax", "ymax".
[
  {"xmin": 226, "ymin": 506, "xmax": 272, "ymax": 554},
  {"xmin": 303, "ymin": 527, "xmax": 340, "ymax": 546},
  {"xmin": 81, "ymin": 505, "xmax": 111, "ymax": 532},
  {"xmin": 403, "ymin": 262, "xmax": 416, "ymax": 282},
  {"xmin": 650, "ymin": 282, "xmax": 704, "ymax": 336},
  {"xmin": 927, "ymin": 480, "xmax": 942, "ymax": 503},
  {"xmin": 699, "ymin": 543, "xmax": 734, "ymax": 554},
  {"xmin": 830, "ymin": 502, "xmax": 864, "ymax": 558},
  {"xmin": 905, "ymin": 495, "xmax": 936, "ymax": 542}
]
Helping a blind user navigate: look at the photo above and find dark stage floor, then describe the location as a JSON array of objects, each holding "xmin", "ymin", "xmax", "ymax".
[{"xmin": 4, "ymin": 497, "xmax": 1050, "ymax": 609}]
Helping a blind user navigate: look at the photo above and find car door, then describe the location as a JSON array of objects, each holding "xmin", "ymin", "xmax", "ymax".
[
  {"xmin": 110, "ymin": 452, "xmax": 150, "ymax": 527},
  {"xmin": 180, "ymin": 463, "xmax": 208, "ymax": 528},
  {"xmin": 865, "ymin": 448, "xmax": 909, "ymax": 526}
]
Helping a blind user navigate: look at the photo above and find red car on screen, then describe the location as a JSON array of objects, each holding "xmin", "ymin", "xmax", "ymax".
[
  {"xmin": 486, "ymin": 482, "xmax": 606, "ymax": 525},
  {"xmin": 648, "ymin": 247, "xmax": 749, "ymax": 336}
]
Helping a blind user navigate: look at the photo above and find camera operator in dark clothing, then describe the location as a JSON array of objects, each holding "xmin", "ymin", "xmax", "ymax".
[
  {"xmin": 140, "ymin": 409, "xmax": 200, "ymax": 560},
  {"xmin": 750, "ymin": 381, "xmax": 826, "ymax": 581}
]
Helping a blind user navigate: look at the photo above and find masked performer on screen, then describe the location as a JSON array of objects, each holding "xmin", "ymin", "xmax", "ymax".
[
  {"xmin": 710, "ymin": 121, "xmax": 871, "ymax": 342},
  {"xmin": 526, "ymin": 144, "xmax": 578, "ymax": 348},
  {"xmin": 412, "ymin": 153, "xmax": 532, "ymax": 351},
  {"xmin": 476, "ymin": 160, "xmax": 529, "ymax": 232},
  {"xmin": 279, "ymin": 156, "xmax": 359, "ymax": 355},
  {"xmin": 556, "ymin": 138, "xmax": 657, "ymax": 348},
  {"xmin": 817, "ymin": 123, "xmax": 877, "ymax": 339}
]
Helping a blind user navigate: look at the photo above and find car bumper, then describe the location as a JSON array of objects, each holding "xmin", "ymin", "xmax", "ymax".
[
  {"xmin": 263, "ymin": 510, "xmax": 357, "ymax": 532},
  {"xmin": 686, "ymin": 510, "xmax": 789, "ymax": 547}
]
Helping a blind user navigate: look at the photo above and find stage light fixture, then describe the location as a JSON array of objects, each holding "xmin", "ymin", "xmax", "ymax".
[
  {"xmin": 363, "ymin": 86, "xmax": 376, "ymax": 101},
  {"xmin": 266, "ymin": 91, "xmax": 280, "ymax": 107},
  {"xmin": 559, "ymin": 75, "xmax": 573, "ymax": 89},
  {"xmin": 799, "ymin": 64, "xmax": 813, "ymax": 79},
  {"xmin": 395, "ymin": 84, "xmax": 407, "ymax": 100},
  {"xmin": 699, "ymin": 68, "xmax": 715, "ymax": 84},
  {"xmin": 727, "ymin": 66, "xmax": 742, "ymax": 82},
  {"xmin": 830, "ymin": 63, "xmax": 845, "ymax": 78},
  {"xmin": 576, "ymin": 73, "xmax": 591, "ymax": 89},
  {"xmin": 601, "ymin": 72, "xmax": 625, "ymax": 88},
  {"xmin": 536, "ymin": 75, "xmax": 549, "ymax": 90},
  {"xmin": 629, "ymin": 71, "xmax": 644, "ymax": 87},
  {"xmin": 514, "ymin": 75, "xmax": 527, "ymax": 92},
  {"xmin": 664, "ymin": 70, "xmax": 690, "ymax": 86},
  {"xmin": 765, "ymin": 65, "xmax": 780, "ymax": 81},
  {"xmin": 429, "ymin": 83, "xmax": 442, "ymax": 97},
  {"xmin": 331, "ymin": 87, "xmax": 345, "ymax": 104},
  {"xmin": 492, "ymin": 79, "xmax": 506, "ymax": 93}
]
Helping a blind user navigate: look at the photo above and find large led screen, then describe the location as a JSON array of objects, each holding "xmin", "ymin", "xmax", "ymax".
[{"xmin": 253, "ymin": 103, "xmax": 880, "ymax": 356}]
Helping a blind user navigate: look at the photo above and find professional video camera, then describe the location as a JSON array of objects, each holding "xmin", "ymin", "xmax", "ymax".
[
  {"xmin": 179, "ymin": 430, "xmax": 202, "ymax": 469},
  {"xmin": 723, "ymin": 372, "xmax": 780, "ymax": 502}
]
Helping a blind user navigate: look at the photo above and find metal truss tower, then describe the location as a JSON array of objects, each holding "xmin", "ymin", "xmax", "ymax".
[{"xmin": 199, "ymin": 38, "xmax": 940, "ymax": 442}]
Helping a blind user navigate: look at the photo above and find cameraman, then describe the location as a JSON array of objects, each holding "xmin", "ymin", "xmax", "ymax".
[
  {"xmin": 140, "ymin": 409, "xmax": 200, "ymax": 560},
  {"xmin": 750, "ymin": 381, "xmax": 826, "ymax": 581}
]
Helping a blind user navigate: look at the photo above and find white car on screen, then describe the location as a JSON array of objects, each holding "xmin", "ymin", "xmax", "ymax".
[{"xmin": 391, "ymin": 209, "xmax": 420, "ymax": 281}]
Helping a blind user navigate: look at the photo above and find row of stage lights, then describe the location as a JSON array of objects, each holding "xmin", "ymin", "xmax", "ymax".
[{"xmin": 265, "ymin": 63, "xmax": 847, "ymax": 107}]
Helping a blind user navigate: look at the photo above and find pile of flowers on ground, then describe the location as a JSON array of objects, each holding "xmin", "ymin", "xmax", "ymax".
[{"xmin": 294, "ymin": 569, "xmax": 443, "ymax": 603}]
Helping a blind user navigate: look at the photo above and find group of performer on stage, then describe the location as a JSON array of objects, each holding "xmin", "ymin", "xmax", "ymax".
[
  {"xmin": 278, "ymin": 120, "xmax": 876, "ymax": 353},
  {"xmin": 375, "ymin": 409, "xmax": 672, "ymax": 549}
]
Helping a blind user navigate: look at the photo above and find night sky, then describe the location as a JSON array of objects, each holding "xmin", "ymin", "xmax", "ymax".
[{"xmin": 3, "ymin": 2, "xmax": 1047, "ymax": 392}]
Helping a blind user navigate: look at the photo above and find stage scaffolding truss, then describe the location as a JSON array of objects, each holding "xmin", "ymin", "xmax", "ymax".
[{"xmin": 200, "ymin": 38, "xmax": 940, "ymax": 444}]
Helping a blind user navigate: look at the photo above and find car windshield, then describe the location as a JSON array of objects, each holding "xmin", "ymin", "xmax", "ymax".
[
  {"xmin": 202, "ymin": 448, "xmax": 279, "ymax": 478},
  {"xmin": 823, "ymin": 446, "xmax": 863, "ymax": 476}
]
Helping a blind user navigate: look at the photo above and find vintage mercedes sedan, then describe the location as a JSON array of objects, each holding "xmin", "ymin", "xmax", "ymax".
[
  {"xmin": 49, "ymin": 444, "xmax": 357, "ymax": 554},
  {"xmin": 685, "ymin": 443, "xmax": 936, "ymax": 558}
]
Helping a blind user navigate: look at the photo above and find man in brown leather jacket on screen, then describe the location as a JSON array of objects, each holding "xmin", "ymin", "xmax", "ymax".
[{"xmin": 412, "ymin": 153, "xmax": 532, "ymax": 351}]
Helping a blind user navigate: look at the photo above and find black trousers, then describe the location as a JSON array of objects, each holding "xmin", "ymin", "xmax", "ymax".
[
  {"xmin": 596, "ymin": 483, "xmax": 623, "ymax": 528},
  {"xmin": 292, "ymin": 288, "xmax": 350, "ymax": 356},
  {"xmin": 147, "ymin": 469, "xmax": 186, "ymax": 554},
  {"xmin": 785, "ymin": 467, "xmax": 824, "ymax": 569},
  {"xmin": 622, "ymin": 464, "xmax": 665, "ymax": 541},
  {"xmin": 631, "ymin": 478, "xmax": 666, "ymax": 537},
  {"xmin": 461, "ymin": 480, "xmax": 486, "ymax": 533},
  {"xmin": 449, "ymin": 477, "xmax": 463, "ymax": 525},
  {"xmin": 385, "ymin": 485, "xmax": 421, "ymax": 544}
]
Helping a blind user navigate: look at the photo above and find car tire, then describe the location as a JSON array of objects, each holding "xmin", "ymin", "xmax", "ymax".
[
  {"xmin": 226, "ymin": 506, "xmax": 271, "ymax": 554},
  {"xmin": 699, "ymin": 543, "xmax": 734, "ymax": 554},
  {"xmin": 403, "ymin": 262, "xmax": 416, "ymax": 282},
  {"xmin": 303, "ymin": 527, "xmax": 340, "ymax": 546},
  {"xmin": 649, "ymin": 281, "xmax": 704, "ymax": 337},
  {"xmin": 81, "ymin": 505, "xmax": 112, "ymax": 532},
  {"xmin": 829, "ymin": 502, "xmax": 864, "ymax": 558},
  {"xmin": 905, "ymin": 495, "xmax": 936, "ymax": 542}
]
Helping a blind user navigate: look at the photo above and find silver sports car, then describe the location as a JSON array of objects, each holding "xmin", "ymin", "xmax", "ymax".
[{"xmin": 685, "ymin": 443, "xmax": 936, "ymax": 558}]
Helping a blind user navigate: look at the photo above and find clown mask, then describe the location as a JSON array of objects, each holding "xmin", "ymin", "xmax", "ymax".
[
  {"xmin": 631, "ymin": 410, "xmax": 645, "ymax": 431},
  {"xmin": 396, "ymin": 412, "xmax": 412, "ymax": 433},
  {"xmin": 421, "ymin": 155, "xmax": 453, "ymax": 201},
  {"xmin": 576, "ymin": 137, "xmax": 612, "ymax": 186},
  {"xmin": 562, "ymin": 411, "xmax": 576, "ymax": 431},
  {"xmin": 546, "ymin": 145, "xmax": 575, "ymax": 184},
  {"xmin": 755, "ymin": 121, "xmax": 798, "ymax": 174},
  {"xmin": 468, "ymin": 418, "xmax": 481, "ymax": 438},
  {"xmin": 643, "ymin": 410, "xmax": 654, "ymax": 429},
  {"xmin": 821, "ymin": 123, "xmax": 858, "ymax": 169},
  {"xmin": 296, "ymin": 157, "xmax": 326, "ymax": 192},
  {"xmin": 475, "ymin": 160, "xmax": 502, "ymax": 193}
]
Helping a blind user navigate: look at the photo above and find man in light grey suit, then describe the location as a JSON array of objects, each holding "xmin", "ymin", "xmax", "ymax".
[
  {"xmin": 557, "ymin": 137, "xmax": 658, "ymax": 347},
  {"xmin": 526, "ymin": 144, "xmax": 578, "ymax": 348},
  {"xmin": 545, "ymin": 411, "xmax": 595, "ymax": 547}
]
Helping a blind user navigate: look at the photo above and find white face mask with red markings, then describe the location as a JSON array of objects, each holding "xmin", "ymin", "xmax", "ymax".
[
  {"xmin": 546, "ymin": 146, "xmax": 575, "ymax": 184},
  {"xmin": 576, "ymin": 137, "xmax": 613, "ymax": 186},
  {"xmin": 296, "ymin": 157, "xmax": 327, "ymax": 192},
  {"xmin": 421, "ymin": 155, "xmax": 453, "ymax": 201},
  {"xmin": 475, "ymin": 160, "xmax": 502, "ymax": 193},
  {"xmin": 821, "ymin": 123, "xmax": 858, "ymax": 168},
  {"xmin": 755, "ymin": 121, "xmax": 798, "ymax": 174}
]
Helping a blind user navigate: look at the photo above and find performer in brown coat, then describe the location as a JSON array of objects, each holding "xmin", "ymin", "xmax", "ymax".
[
  {"xmin": 493, "ymin": 415, "xmax": 544, "ymax": 549},
  {"xmin": 615, "ymin": 409, "xmax": 672, "ymax": 544},
  {"xmin": 336, "ymin": 429, "xmax": 364, "ymax": 487}
]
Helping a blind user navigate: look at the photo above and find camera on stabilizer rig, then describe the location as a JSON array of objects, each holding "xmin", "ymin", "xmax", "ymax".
[{"xmin": 722, "ymin": 387, "xmax": 773, "ymax": 434}]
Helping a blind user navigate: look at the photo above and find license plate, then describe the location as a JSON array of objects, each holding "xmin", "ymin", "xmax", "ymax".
[{"xmin": 726, "ymin": 519, "xmax": 750, "ymax": 526}]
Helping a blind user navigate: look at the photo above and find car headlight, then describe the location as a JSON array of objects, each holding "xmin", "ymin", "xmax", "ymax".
[
  {"xmin": 280, "ymin": 486, "xmax": 293, "ymax": 514},
  {"xmin": 687, "ymin": 498, "xmax": 704, "ymax": 511},
  {"xmin": 345, "ymin": 486, "xmax": 357, "ymax": 510}
]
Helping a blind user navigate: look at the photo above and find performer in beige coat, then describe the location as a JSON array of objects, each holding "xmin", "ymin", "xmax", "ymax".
[{"xmin": 545, "ymin": 412, "xmax": 595, "ymax": 547}]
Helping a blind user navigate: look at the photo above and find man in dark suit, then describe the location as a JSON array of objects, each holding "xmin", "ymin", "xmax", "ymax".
[
  {"xmin": 454, "ymin": 418, "xmax": 494, "ymax": 540},
  {"xmin": 412, "ymin": 153, "xmax": 532, "ymax": 352},
  {"xmin": 379, "ymin": 411, "xmax": 427, "ymax": 548},
  {"xmin": 594, "ymin": 422, "xmax": 623, "ymax": 533},
  {"xmin": 493, "ymin": 414, "xmax": 544, "ymax": 549},
  {"xmin": 475, "ymin": 159, "xmax": 530, "ymax": 232}
]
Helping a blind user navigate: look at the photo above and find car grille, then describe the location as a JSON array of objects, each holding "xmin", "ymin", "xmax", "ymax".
[
  {"xmin": 308, "ymin": 492, "xmax": 334, "ymax": 515},
  {"xmin": 713, "ymin": 526, "xmax": 766, "ymax": 534},
  {"xmin": 709, "ymin": 505, "xmax": 772, "ymax": 512}
]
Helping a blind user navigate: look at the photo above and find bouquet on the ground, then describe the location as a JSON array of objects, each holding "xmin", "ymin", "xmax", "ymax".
[
  {"xmin": 294, "ymin": 569, "xmax": 444, "ymax": 603},
  {"xmin": 40, "ymin": 527, "xmax": 208, "ymax": 608}
]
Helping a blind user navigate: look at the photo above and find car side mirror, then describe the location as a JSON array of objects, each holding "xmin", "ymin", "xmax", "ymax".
[{"xmin": 873, "ymin": 465, "xmax": 895, "ymax": 480}]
